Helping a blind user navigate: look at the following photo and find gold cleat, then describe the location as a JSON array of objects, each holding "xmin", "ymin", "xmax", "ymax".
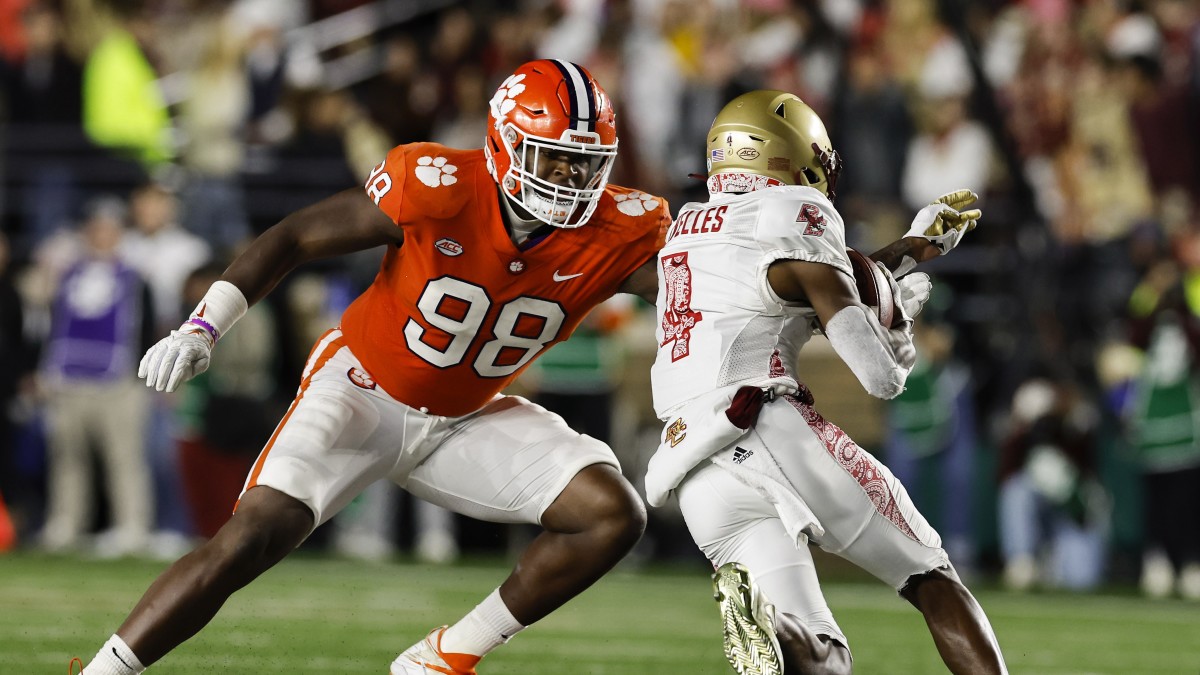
[{"xmin": 713, "ymin": 562, "xmax": 784, "ymax": 675}]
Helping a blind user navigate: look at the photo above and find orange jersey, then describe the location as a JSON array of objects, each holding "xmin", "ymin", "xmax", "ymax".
[{"xmin": 340, "ymin": 143, "xmax": 668, "ymax": 417}]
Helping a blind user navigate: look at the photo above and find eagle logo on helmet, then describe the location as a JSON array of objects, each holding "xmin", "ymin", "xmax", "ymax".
[{"xmin": 484, "ymin": 60, "xmax": 618, "ymax": 229}]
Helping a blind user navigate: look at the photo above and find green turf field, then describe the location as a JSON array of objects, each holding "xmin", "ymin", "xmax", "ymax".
[{"xmin": 3, "ymin": 552, "xmax": 1198, "ymax": 674}]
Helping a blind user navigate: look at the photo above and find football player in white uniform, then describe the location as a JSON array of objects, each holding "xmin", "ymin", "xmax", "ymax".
[{"xmin": 647, "ymin": 91, "xmax": 1007, "ymax": 675}]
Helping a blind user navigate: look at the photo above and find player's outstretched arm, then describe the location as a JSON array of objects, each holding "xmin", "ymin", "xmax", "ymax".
[
  {"xmin": 767, "ymin": 259, "xmax": 915, "ymax": 399},
  {"xmin": 870, "ymin": 189, "xmax": 982, "ymax": 275},
  {"xmin": 223, "ymin": 187, "xmax": 403, "ymax": 305},
  {"xmin": 139, "ymin": 188, "xmax": 402, "ymax": 392}
]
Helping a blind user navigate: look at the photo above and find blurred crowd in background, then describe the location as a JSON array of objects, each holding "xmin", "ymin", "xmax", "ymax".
[{"xmin": 0, "ymin": 0, "xmax": 1198, "ymax": 601}]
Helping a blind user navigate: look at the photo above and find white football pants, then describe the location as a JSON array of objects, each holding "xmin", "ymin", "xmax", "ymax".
[{"xmin": 677, "ymin": 393, "xmax": 949, "ymax": 648}]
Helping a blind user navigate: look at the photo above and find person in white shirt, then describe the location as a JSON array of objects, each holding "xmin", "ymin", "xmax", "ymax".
[
  {"xmin": 120, "ymin": 182, "xmax": 212, "ymax": 334},
  {"xmin": 646, "ymin": 90, "xmax": 1007, "ymax": 675}
]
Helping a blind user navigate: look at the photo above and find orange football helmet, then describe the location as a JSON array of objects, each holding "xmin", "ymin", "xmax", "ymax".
[{"xmin": 485, "ymin": 59, "xmax": 618, "ymax": 228}]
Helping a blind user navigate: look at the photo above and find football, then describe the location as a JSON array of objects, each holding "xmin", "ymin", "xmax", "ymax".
[{"xmin": 846, "ymin": 247, "xmax": 899, "ymax": 328}]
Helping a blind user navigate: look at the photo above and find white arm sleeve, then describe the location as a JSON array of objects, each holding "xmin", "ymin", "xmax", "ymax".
[{"xmin": 824, "ymin": 305, "xmax": 916, "ymax": 399}]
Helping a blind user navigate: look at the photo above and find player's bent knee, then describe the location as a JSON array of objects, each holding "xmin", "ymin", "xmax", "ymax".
[
  {"xmin": 546, "ymin": 464, "xmax": 646, "ymax": 545},
  {"xmin": 900, "ymin": 565, "xmax": 964, "ymax": 606},
  {"xmin": 593, "ymin": 468, "xmax": 647, "ymax": 543},
  {"xmin": 583, "ymin": 472, "xmax": 646, "ymax": 546},
  {"xmin": 819, "ymin": 639, "xmax": 854, "ymax": 675},
  {"xmin": 609, "ymin": 492, "xmax": 648, "ymax": 547},
  {"xmin": 777, "ymin": 613, "xmax": 853, "ymax": 675},
  {"xmin": 206, "ymin": 487, "xmax": 313, "ymax": 578}
]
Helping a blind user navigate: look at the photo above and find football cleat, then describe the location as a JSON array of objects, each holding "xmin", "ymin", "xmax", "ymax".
[
  {"xmin": 713, "ymin": 562, "xmax": 784, "ymax": 675},
  {"xmin": 390, "ymin": 626, "xmax": 480, "ymax": 675}
]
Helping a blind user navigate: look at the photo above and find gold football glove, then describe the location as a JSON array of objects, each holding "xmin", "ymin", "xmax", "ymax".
[
  {"xmin": 906, "ymin": 189, "xmax": 982, "ymax": 254},
  {"xmin": 930, "ymin": 189, "xmax": 982, "ymax": 234}
]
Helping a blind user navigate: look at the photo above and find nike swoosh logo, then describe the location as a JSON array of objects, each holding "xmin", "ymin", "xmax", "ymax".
[
  {"xmin": 196, "ymin": 302, "xmax": 206, "ymax": 317},
  {"xmin": 553, "ymin": 271, "xmax": 584, "ymax": 282}
]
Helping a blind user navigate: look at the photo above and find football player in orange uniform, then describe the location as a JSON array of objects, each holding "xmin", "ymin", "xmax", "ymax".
[{"xmin": 77, "ymin": 60, "xmax": 667, "ymax": 675}]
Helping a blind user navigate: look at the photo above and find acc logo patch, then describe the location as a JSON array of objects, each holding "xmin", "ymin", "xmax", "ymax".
[
  {"xmin": 666, "ymin": 418, "xmax": 688, "ymax": 447},
  {"xmin": 348, "ymin": 367, "xmax": 376, "ymax": 390},
  {"xmin": 736, "ymin": 148, "xmax": 760, "ymax": 160},
  {"xmin": 435, "ymin": 238, "xmax": 464, "ymax": 256}
]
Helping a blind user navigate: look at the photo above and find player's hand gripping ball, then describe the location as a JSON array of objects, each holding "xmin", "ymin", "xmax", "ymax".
[
  {"xmin": 897, "ymin": 272, "xmax": 932, "ymax": 320},
  {"xmin": 846, "ymin": 248, "xmax": 903, "ymax": 329}
]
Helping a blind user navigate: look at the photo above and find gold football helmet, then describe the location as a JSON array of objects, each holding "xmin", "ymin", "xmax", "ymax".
[{"xmin": 705, "ymin": 90, "xmax": 842, "ymax": 199}]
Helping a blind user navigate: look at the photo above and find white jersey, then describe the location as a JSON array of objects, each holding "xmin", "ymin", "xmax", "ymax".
[
  {"xmin": 649, "ymin": 186, "xmax": 949, "ymax": 651},
  {"xmin": 651, "ymin": 185, "xmax": 852, "ymax": 417}
]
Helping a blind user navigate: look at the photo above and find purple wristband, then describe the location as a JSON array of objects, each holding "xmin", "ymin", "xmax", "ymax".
[{"xmin": 185, "ymin": 317, "xmax": 220, "ymax": 342}]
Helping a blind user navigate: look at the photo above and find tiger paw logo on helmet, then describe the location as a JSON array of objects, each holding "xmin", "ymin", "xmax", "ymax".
[
  {"xmin": 613, "ymin": 191, "xmax": 659, "ymax": 217},
  {"xmin": 489, "ymin": 73, "xmax": 527, "ymax": 121},
  {"xmin": 415, "ymin": 156, "xmax": 458, "ymax": 188}
]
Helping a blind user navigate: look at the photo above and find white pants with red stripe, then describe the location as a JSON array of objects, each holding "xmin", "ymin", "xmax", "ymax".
[
  {"xmin": 676, "ymin": 394, "xmax": 948, "ymax": 648},
  {"xmin": 238, "ymin": 330, "xmax": 618, "ymax": 529}
]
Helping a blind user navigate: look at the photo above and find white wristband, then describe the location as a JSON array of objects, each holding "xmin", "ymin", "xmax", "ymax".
[{"xmin": 185, "ymin": 280, "xmax": 248, "ymax": 342}]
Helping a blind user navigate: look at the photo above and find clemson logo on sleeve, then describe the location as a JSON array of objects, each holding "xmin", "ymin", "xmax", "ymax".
[
  {"xmin": 414, "ymin": 156, "xmax": 458, "ymax": 188},
  {"xmin": 613, "ymin": 191, "xmax": 660, "ymax": 217}
]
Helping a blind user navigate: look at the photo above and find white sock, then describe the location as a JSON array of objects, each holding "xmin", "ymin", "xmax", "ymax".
[
  {"xmin": 83, "ymin": 635, "xmax": 145, "ymax": 674},
  {"xmin": 438, "ymin": 588, "xmax": 526, "ymax": 657}
]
